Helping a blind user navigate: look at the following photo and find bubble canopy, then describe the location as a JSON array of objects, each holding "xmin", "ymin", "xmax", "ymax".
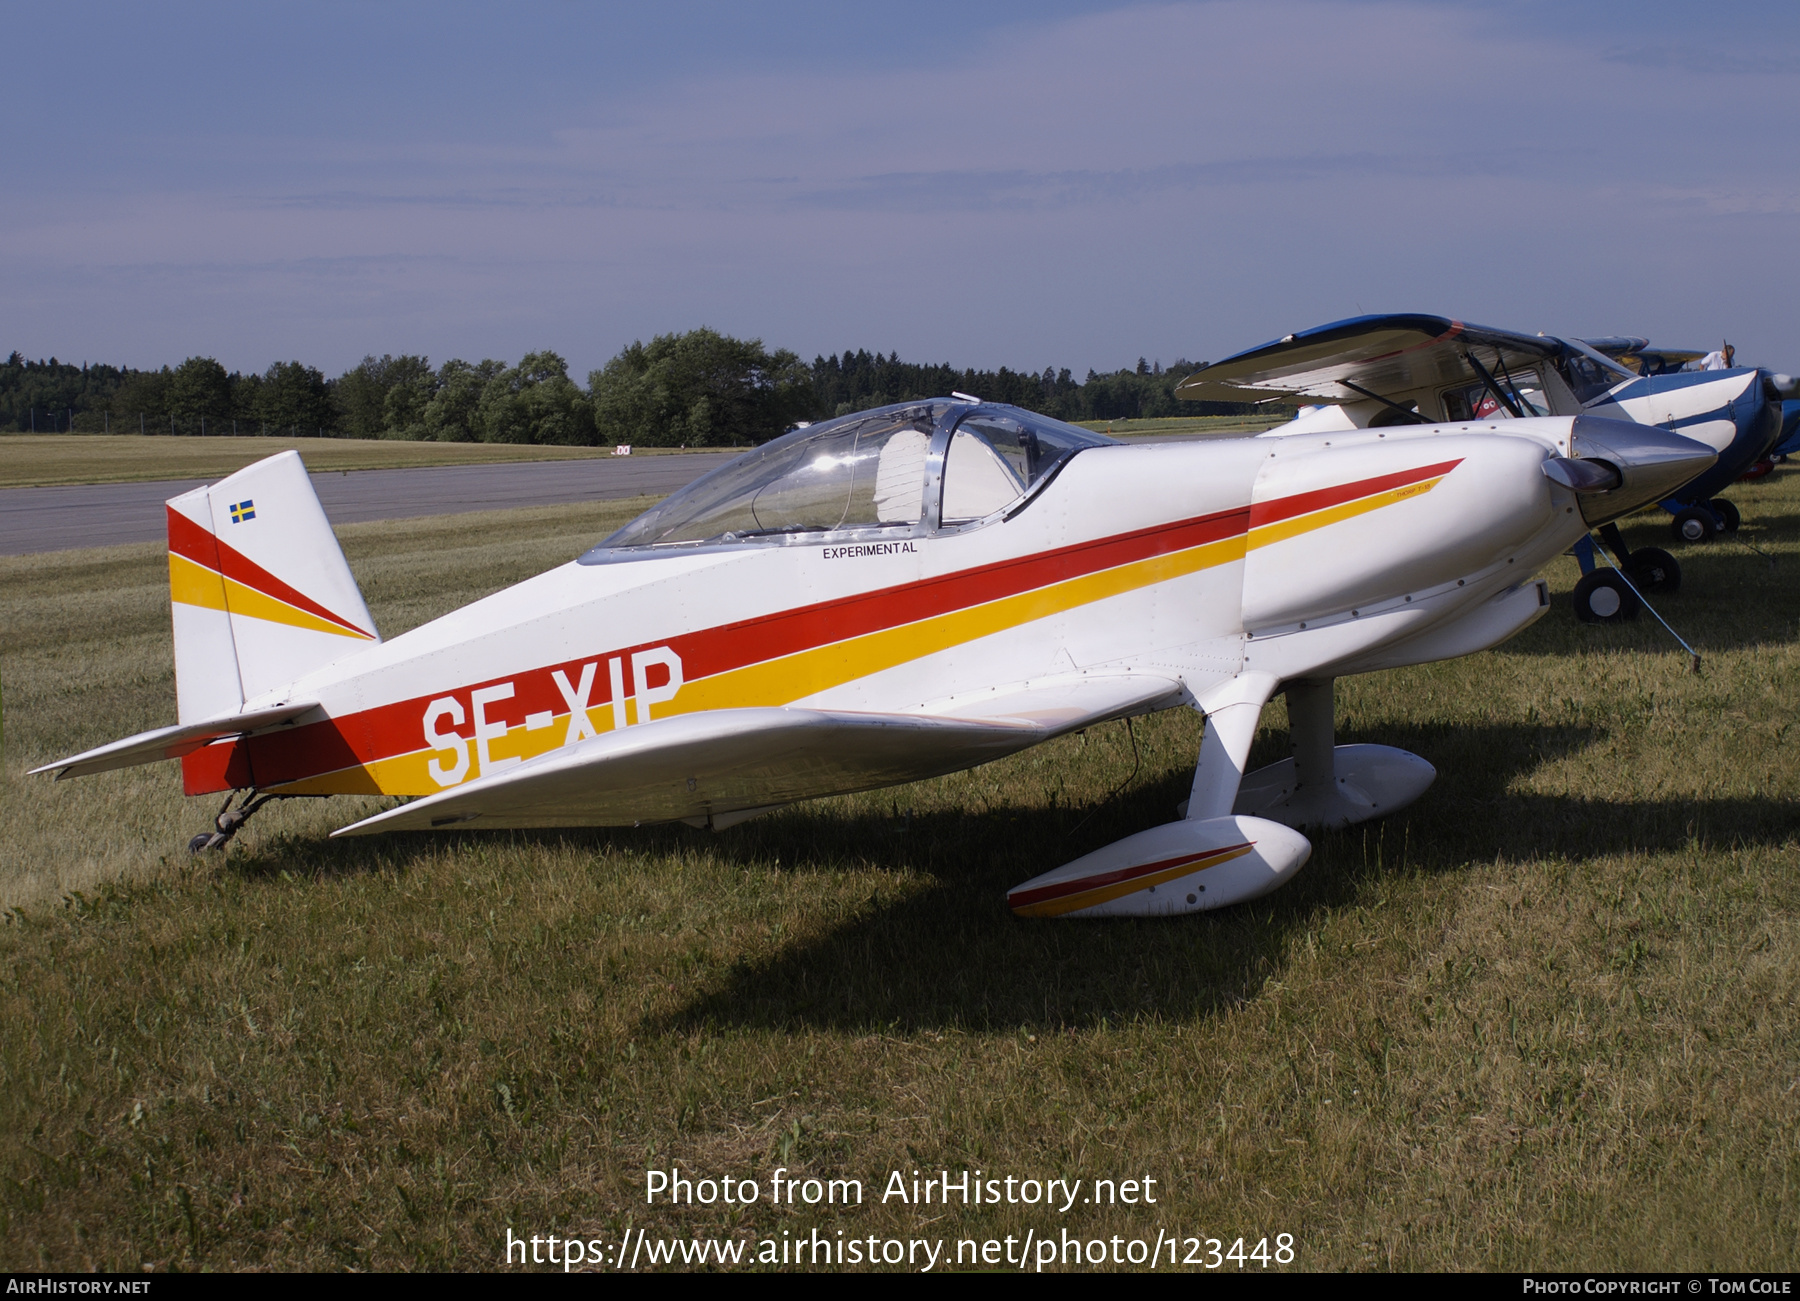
[{"xmin": 582, "ymin": 400, "xmax": 1116, "ymax": 561}]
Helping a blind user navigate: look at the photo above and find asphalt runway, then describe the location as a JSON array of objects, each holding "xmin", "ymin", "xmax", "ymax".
[{"xmin": 0, "ymin": 453, "xmax": 738, "ymax": 556}]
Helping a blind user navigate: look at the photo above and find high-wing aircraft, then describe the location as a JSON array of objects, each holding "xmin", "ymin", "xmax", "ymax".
[
  {"xmin": 1581, "ymin": 337, "xmax": 1706, "ymax": 378},
  {"xmin": 35, "ymin": 398, "xmax": 1712, "ymax": 917},
  {"xmin": 1175, "ymin": 314, "xmax": 1786, "ymax": 622},
  {"xmin": 1586, "ymin": 339, "xmax": 1800, "ymax": 481}
]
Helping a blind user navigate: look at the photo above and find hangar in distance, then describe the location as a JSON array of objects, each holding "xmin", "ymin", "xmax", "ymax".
[{"xmin": 37, "ymin": 394, "xmax": 1712, "ymax": 917}]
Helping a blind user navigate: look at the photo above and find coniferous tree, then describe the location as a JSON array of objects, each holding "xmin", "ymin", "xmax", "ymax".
[
  {"xmin": 165, "ymin": 357, "xmax": 233, "ymax": 432},
  {"xmin": 257, "ymin": 361, "xmax": 334, "ymax": 436}
]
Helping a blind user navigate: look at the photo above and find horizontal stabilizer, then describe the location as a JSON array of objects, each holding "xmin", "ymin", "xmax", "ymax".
[{"xmin": 30, "ymin": 702, "xmax": 320, "ymax": 780}]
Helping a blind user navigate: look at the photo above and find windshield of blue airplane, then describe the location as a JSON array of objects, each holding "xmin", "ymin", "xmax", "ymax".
[
  {"xmin": 596, "ymin": 402, "xmax": 1114, "ymax": 549},
  {"xmin": 1557, "ymin": 353, "xmax": 1626, "ymax": 404}
]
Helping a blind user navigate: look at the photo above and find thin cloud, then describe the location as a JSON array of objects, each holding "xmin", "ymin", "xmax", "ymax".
[
  {"xmin": 2, "ymin": 0, "xmax": 1796, "ymax": 374},
  {"xmin": 1601, "ymin": 43, "xmax": 1798, "ymax": 77}
]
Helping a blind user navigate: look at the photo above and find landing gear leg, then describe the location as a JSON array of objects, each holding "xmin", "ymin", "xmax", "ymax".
[
  {"xmin": 1008, "ymin": 671, "xmax": 1312, "ymax": 918},
  {"xmin": 188, "ymin": 789, "xmax": 278, "ymax": 853},
  {"xmin": 1234, "ymin": 678, "xmax": 1437, "ymax": 830},
  {"xmin": 1598, "ymin": 521, "xmax": 1680, "ymax": 595},
  {"xmin": 1598, "ymin": 522, "xmax": 1633, "ymax": 567},
  {"xmin": 1285, "ymin": 678, "xmax": 1336, "ymax": 806},
  {"xmin": 1182, "ymin": 676, "xmax": 1275, "ymax": 821}
]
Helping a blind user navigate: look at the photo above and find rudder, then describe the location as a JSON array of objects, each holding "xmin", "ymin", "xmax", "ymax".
[{"xmin": 167, "ymin": 451, "xmax": 379, "ymax": 723}]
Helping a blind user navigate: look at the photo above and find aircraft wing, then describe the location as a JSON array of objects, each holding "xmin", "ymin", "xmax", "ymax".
[
  {"xmin": 332, "ymin": 673, "xmax": 1184, "ymax": 835},
  {"xmin": 1174, "ymin": 313, "xmax": 1562, "ymax": 404},
  {"xmin": 1575, "ymin": 336, "xmax": 1651, "ymax": 356},
  {"xmin": 29, "ymin": 702, "xmax": 321, "ymax": 780},
  {"xmin": 1578, "ymin": 337, "xmax": 1705, "ymax": 376}
]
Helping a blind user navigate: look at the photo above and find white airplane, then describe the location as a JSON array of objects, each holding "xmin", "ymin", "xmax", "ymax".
[{"xmin": 36, "ymin": 397, "xmax": 1712, "ymax": 917}]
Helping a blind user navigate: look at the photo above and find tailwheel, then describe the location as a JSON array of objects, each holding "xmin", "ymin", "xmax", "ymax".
[
  {"xmin": 188, "ymin": 789, "xmax": 278, "ymax": 853},
  {"xmin": 1573, "ymin": 570, "xmax": 1640, "ymax": 624},
  {"xmin": 1670, "ymin": 507, "xmax": 1716, "ymax": 545},
  {"xmin": 1709, "ymin": 498, "xmax": 1741, "ymax": 532},
  {"xmin": 1625, "ymin": 546, "xmax": 1681, "ymax": 594}
]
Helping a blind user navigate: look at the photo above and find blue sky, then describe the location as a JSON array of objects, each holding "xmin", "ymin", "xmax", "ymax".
[{"xmin": 4, "ymin": 1, "xmax": 1797, "ymax": 378}]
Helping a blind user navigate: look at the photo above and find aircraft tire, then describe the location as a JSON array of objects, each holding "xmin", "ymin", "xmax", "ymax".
[
  {"xmin": 1626, "ymin": 547, "xmax": 1681, "ymax": 595},
  {"xmin": 1709, "ymin": 498, "xmax": 1741, "ymax": 532},
  {"xmin": 1670, "ymin": 507, "xmax": 1716, "ymax": 545},
  {"xmin": 1573, "ymin": 571, "xmax": 1640, "ymax": 624}
]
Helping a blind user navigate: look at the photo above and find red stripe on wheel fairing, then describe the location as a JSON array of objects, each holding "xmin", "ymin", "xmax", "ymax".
[{"xmin": 1006, "ymin": 842, "xmax": 1254, "ymax": 910}]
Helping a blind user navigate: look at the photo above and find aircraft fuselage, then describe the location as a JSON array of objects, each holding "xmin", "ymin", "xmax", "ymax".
[{"xmin": 192, "ymin": 417, "xmax": 1632, "ymax": 821}]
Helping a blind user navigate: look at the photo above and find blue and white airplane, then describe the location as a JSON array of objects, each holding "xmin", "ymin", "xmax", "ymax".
[{"xmin": 1176, "ymin": 314, "xmax": 1788, "ymax": 623}]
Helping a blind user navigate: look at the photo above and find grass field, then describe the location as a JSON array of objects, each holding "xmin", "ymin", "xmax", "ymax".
[
  {"xmin": 0, "ymin": 435, "xmax": 702, "ymax": 490},
  {"xmin": 1072, "ymin": 413, "xmax": 1303, "ymax": 440},
  {"xmin": 2, "ymin": 473, "xmax": 1798, "ymax": 1271},
  {"xmin": 1077, "ymin": 415, "xmax": 1294, "ymax": 438},
  {"xmin": 0, "ymin": 423, "xmax": 1270, "ymax": 492}
]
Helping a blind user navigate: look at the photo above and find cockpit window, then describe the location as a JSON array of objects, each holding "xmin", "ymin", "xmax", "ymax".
[
  {"xmin": 942, "ymin": 428, "xmax": 1023, "ymax": 522},
  {"xmin": 1557, "ymin": 354, "xmax": 1624, "ymax": 404},
  {"xmin": 940, "ymin": 412, "xmax": 1110, "ymax": 523},
  {"xmin": 1444, "ymin": 368, "xmax": 1550, "ymax": 421},
  {"xmin": 598, "ymin": 404, "xmax": 947, "ymax": 549},
  {"xmin": 592, "ymin": 400, "xmax": 1117, "ymax": 554}
]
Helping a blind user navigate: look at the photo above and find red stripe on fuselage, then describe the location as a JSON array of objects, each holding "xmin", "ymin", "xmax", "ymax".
[
  {"xmin": 243, "ymin": 503, "xmax": 1253, "ymax": 784},
  {"xmin": 167, "ymin": 507, "xmax": 372, "ymax": 638},
  {"xmin": 237, "ymin": 455, "xmax": 1460, "ymax": 788},
  {"xmin": 676, "ymin": 505, "xmax": 1249, "ymax": 686},
  {"xmin": 1247, "ymin": 458, "xmax": 1461, "ymax": 530}
]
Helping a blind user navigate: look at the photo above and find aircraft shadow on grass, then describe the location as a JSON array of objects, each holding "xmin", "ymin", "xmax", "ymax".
[
  {"xmin": 613, "ymin": 718, "xmax": 1800, "ymax": 1033},
  {"xmin": 230, "ymin": 705, "xmax": 1797, "ymax": 1035}
]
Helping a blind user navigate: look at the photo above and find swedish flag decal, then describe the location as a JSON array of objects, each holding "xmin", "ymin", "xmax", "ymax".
[{"xmin": 229, "ymin": 500, "xmax": 256, "ymax": 524}]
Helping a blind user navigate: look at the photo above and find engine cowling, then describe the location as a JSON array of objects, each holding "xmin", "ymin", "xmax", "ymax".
[{"xmin": 1242, "ymin": 434, "xmax": 1553, "ymax": 630}]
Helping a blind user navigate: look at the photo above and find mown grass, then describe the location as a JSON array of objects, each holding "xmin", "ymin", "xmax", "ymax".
[
  {"xmin": 1, "ymin": 475, "xmax": 1798, "ymax": 1271},
  {"xmin": 1, "ymin": 423, "xmax": 1265, "ymax": 491},
  {"xmin": 0, "ymin": 436, "xmax": 702, "ymax": 490}
]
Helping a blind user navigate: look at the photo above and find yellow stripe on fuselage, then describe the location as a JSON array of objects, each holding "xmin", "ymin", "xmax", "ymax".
[
  {"xmin": 669, "ymin": 528, "xmax": 1251, "ymax": 717},
  {"xmin": 1245, "ymin": 475, "xmax": 1447, "ymax": 551},
  {"xmin": 278, "ymin": 471, "xmax": 1447, "ymax": 796}
]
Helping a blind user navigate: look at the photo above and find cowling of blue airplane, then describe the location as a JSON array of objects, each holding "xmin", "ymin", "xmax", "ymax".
[
  {"xmin": 1586, "ymin": 366, "xmax": 1784, "ymax": 544},
  {"xmin": 1771, "ymin": 399, "xmax": 1800, "ymax": 461}
]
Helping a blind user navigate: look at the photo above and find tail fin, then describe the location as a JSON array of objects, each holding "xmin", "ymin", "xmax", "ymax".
[{"xmin": 167, "ymin": 451, "xmax": 379, "ymax": 722}]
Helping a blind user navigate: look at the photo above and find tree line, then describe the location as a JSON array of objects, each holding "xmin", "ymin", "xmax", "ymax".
[{"xmin": 0, "ymin": 329, "xmax": 1272, "ymax": 447}]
